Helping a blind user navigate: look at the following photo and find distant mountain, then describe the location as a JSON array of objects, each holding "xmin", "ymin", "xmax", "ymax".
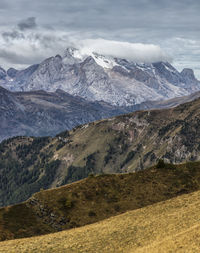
[
  {"xmin": 1, "ymin": 97, "xmax": 200, "ymax": 206},
  {"xmin": 1, "ymin": 47, "xmax": 200, "ymax": 106},
  {"xmin": 0, "ymin": 86, "xmax": 128, "ymax": 142},
  {"xmin": 1, "ymin": 85, "xmax": 200, "ymax": 142}
]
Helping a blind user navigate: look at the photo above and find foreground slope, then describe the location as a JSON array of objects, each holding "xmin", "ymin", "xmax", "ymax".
[
  {"xmin": 1, "ymin": 189, "xmax": 200, "ymax": 252},
  {"xmin": 2, "ymin": 97, "xmax": 200, "ymax": 206},
  {"xmin": 1, "ymin": 161, "xmax": 200, "ymax": 240}
]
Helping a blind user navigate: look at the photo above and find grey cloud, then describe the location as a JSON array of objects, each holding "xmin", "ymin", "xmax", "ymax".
[
  {"xmin": 0, "ymin": 30, "xmax": 71, "ymax": 69},
  {"xmin": 0, "ymin": 49, "xmax": 41, "ymax": 65},
  {"xmin": 0, "ymin": 1, "xmax": 9, "ymax": 10},
  {"xmin": 0, "ymin": 0, "xmax": 199, "ymax": 77},
  {"xmin": 17, "ymin": 17, "xmax": 37, "ymax": 31},
  {"xmin": 2, "ymin": 30, "xmax": 25, "ymax": 41}
]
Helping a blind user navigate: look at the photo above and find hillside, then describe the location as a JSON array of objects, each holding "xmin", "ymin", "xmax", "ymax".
[
  {"xmin": 1, "ymin": 161, "xmax": 200, "ymax": 241},
  {"xmin": 1, "ymin": 97, "xmax": 200, "ymax": 206},
  {"xmin": 1, "ymin": 187, "xmax": 200, "ymax": 252}
]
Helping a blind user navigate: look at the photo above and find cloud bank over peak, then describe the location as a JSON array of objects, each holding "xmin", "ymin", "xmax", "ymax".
[
  {"xmin": 75, "ymin": 39, "xmax": 171, "ymax": 63},
  {"xmin": 0, "ymin": 23, "xmax": 171, "ymax": 70}
]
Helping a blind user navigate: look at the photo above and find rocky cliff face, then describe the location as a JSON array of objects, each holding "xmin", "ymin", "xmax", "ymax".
[{"xmin": 1, "ymin": 48, "xmax": 200, "ymax": 106}]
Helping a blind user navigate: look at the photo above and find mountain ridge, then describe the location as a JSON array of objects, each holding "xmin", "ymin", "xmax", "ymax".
[
  {"xmin": 1, "ymin": 97, "xmax": 200, "ymax": 206},
  {"xmin": 1, "ymin": 85, "xmax": 200, "ymax": 142}
]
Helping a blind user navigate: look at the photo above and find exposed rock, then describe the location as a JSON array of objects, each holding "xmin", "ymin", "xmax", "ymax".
[
  {"xmin": 27, "ymin": 197, "xmax": 68, "ymax": 230},
  {"xmin": 0, "ymin": 67, "xmax": 6, "ymax": 80}
]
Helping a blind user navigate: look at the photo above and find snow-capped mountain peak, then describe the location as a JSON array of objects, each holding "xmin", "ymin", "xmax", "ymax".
[
  {"xmin": 1, "ymin": 48, "xmax": 200, "ymax": 107},
  {"xmin": 63, "ymin": 47, "xmax": 119, "ymax": 69}
]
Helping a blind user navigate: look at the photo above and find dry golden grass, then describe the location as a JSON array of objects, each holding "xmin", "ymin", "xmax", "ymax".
[
  {"xmin": 2, "ymin": 161, "xmax": 200, "ymax": 241},
  {"xmin": 1, "ymin": 189, "xmax": 200, "ymax": 253}
]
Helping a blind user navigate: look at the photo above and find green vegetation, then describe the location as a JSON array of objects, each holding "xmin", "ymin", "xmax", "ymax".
[
  {"xmin": 62, "ymin": 153, "xmax": 97, "ymax": 185},
  {"xmin": 0, "ymin": 136, "xmax": 60, "ymax": 207}
]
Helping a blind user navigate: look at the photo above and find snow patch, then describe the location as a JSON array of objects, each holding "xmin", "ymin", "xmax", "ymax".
[{"xmin": 92, "ymin": 53, "xmax": 119, "ymax": 69}]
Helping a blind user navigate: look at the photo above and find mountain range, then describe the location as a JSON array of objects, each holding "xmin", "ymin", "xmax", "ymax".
[{"xmin": 1, "ymin": 47, "xmax": 200, "ymax": 107}]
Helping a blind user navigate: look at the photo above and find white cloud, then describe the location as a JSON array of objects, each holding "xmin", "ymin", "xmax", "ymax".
[
  {"xmin": 0, "ymin": 29, "xmax": 71, "ymax": 69},
  {"xmin": 0, "ymin": 31, "xmax": 171, "ymax": 70},
  {"xmin": 75, "ymin": 38, "xmax": 171, "ymax": 63}
]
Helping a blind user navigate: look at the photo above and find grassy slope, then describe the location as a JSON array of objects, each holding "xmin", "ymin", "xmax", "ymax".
[
  {"xmin": 2, "ymin": 97, "xmax": 200, "ymax": 206},
  {"xmin": 1, "ymin": 161, "xmax": 200, "ymax": 241},
  {"xmin": 1, "ymin": 189, "xmax": 200, "ymax": 252}
]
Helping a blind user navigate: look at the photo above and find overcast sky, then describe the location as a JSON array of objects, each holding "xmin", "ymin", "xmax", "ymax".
[{"xmin": 0, "ymin": 0, "xmax": 200, "ymax": 78}]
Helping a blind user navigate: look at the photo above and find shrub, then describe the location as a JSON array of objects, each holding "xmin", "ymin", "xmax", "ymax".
[
  {"xmin": 56, "ymin": 142, "xmax": 65, "ymax": 151},
  {"xmin": 65, "ymin": 198, "xmax": 73, "ymax": 208},
  {"xmin": 88, "ymin": 211, "xmax": 96, "ymax": 217},
  {"xmin": 156, "ymin": 159, "xmax": 165, "ymax": 169}
]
